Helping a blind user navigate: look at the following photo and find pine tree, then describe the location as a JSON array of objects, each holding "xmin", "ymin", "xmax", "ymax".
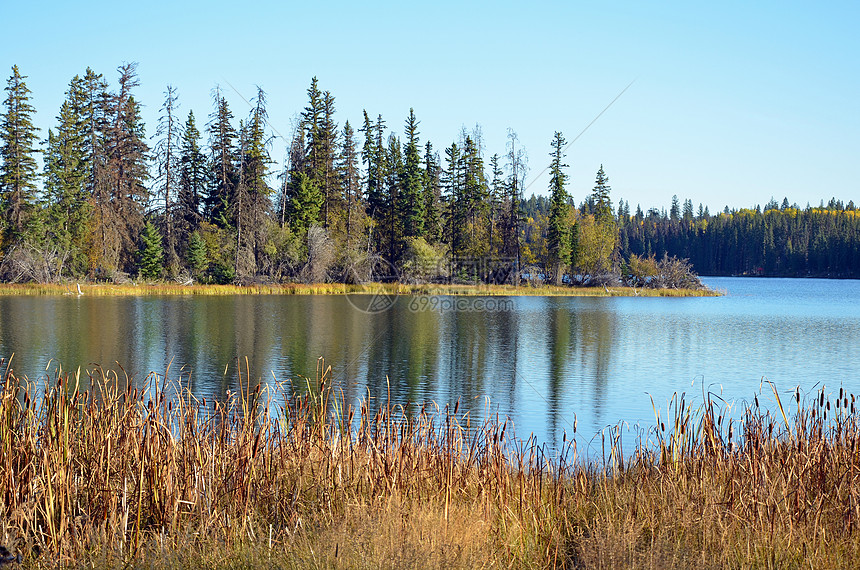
[
  {"xmin": 0, "ymin": 65, "xmax": 40, "ymax": 246},
  {"xmin": 546, "ymin": 131, "xmax": 570, "ymax": 284},
  {"xmin": 137, "ymin": 220, "xmax": 164, "ymax": 280}
]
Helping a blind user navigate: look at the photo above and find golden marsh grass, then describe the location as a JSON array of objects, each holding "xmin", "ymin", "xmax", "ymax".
[
  {"xmin": 0, "ymin": 358, "xmax": 852, "ymax": 568},
  {"xmin": 0, "ymin": 281, "xmax": 718, "ymax": 298}
]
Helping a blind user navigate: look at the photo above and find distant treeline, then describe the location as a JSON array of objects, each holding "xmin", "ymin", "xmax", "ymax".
[
  {"xmin": 519, "ymin": 196, "xmax": 860, "ymax": 278},
  {"xmin": 0, "ymin": 63, "xmax": 856, "ymax": 284}
]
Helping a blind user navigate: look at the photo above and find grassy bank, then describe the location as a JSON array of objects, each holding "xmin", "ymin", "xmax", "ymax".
[
  {"xmin": 0, "ymin": 281, "xmax": 718, "ymax": 297},
  {"xmin": 0, "ymin": 360, "xmax": 856, "ymax": 568}
]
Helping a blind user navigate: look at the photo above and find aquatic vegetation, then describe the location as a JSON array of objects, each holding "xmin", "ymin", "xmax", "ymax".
[
  {"xmin": 0, "ymin": 359, "xmax": 852, "ymax": 568},
  {"xmin": 0, "ymin": 281, "xmax": 718, "ymax": 297}
]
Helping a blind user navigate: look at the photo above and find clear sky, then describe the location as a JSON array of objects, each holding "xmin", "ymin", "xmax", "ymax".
[{"xmin": 2, "ymin": 0, "xmax": 858, "ymax": 212}]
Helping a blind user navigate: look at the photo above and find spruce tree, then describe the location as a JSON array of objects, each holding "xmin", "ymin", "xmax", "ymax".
[
  {"xmin": 286, "ymin": 171, "xmax": 322, "ymax": 234},
  {"xmin": 206, "ymin": 89, "xmax": 237, "ymax": 229},
  {"xmin": 338, "ymin": 120, "xmax": 361, "ymax": 247},
  {"xmin": 186, "ymin": 230, "xmax": 207, "ymax": 277},
  {"xmin": 359, "ymin": 111, "xmax": 381, "ymax": 215},
  {"xmin": 43, "ymin": 75, "xmax": 91, "ymax": 273},
  {"xmin": 401, "ymin": 108, "xmax": 424, "ymax": 239},
  {"xmin": 546, "ymin": 131, "xmax": 570, "ymax": 285},
  {"xmin": 137, "ymin": 221, "xmax": 164, "ymax": 280},
  {"xmin": 320, "ymin": 90, "xmax": 339, "ymax": 227},
  {"xmin": 98, "ymin": 63, "xmax": 149, "ymax": 274},
  {"xmin": 670, "ymin": 195, "xmax": 681, "ymax": 221},
  {"xmin": 235, "ymin": 88, "xmax": 272, "ymax": 276},
  {"xmin": 489, "ymin": 153, "xmax": 504, "ymax": 256},
  {"xmin": 504, "ymin": 129, "xmax": 527, "ymax": 279},
  {"xmin": 592, "ymin": 164, "xmax": 613, "ymax": 223},
  {"xmin": 177, "ymin": 110, "xmax": 206, "ymax": 255},
  {"xmin": 385, "ymin": 134, "xmax": 404, "ymax": 261},
  {"xmin": 422, "ymin": 141, "xmax": 441, "ymax": 243},
  {"xmin": 0, "ymin": 65, "xmax": 40, "ymax": 246},
  {"xmin": 443, "ymin": 141, "xmax": 464, "ymax": 264}
]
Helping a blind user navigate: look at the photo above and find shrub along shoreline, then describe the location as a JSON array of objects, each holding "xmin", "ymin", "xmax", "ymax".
[
  {"xmin": 0, "ymin": 359, "xmax": 855, "ymax": 568},
  {"xmin": 0, "ymin": 281, "xmax": 719, "ymax": 297}
]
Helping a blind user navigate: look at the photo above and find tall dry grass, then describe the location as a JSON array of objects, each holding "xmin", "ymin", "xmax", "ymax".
[
  {"xmin": 0, "ymin": 281, "xmax": 717, "ymax": 298},
  {"xmin": 0, "ymin": 357, "xmax": 857, "ymax": 568}
]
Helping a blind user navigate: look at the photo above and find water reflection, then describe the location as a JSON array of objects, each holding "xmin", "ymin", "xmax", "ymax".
[{"xmin": 2, "ymin": 278, "xmax": 860, "ymax": 450}]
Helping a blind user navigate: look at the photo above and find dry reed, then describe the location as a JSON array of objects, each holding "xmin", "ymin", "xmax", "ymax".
[
  {"xmin": 0, "ymin": 358, "xmax": 856, "ymax": 568},
  {"xmin": 0, "ymin": 282, "xmax": 717, "ymax": 298}
]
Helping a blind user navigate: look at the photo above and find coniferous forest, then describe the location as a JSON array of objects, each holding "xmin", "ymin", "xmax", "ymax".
[{"xmin": 2, "ymin": 64, "xmax": 858, "ymax": 286}]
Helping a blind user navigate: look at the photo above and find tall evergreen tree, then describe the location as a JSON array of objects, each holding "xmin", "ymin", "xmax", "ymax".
[
  {"xmin": 359, "ymin": 111, "xmax": 381, "ymax": 216},
  {"xmin": 546, "ymin": 131, "xmax": 570, "ymax": 284},
  {"xmin": 43, "ymin": 75, "xmax": 91, "ymax": 274},
  {"xmin": 234, "ymin": 88, "xmax": 272, "ymax": 276},
  {"xmin": 301, "ymin": 78, "xmax": 325, "ymax": 212},
  {"xmin": 177, "ymin": 110, "xmax": 206, "ymax": 255},
  {"xmin": 505, "ymin": 129, "xmax": 527, "ymax": 279},
  {"xmin": 101, "ymin": 63, "xmax": 149, "ymax": 273},
  {"xmin": 338, "ymin": 120, "xmax": 361, "ymax": 247},
  {"xmin": 79, "ymin": 67, "xmax": 109, "ymax": 199},
  {"xmin": 0, "ymin": 65, "xmax": 40, "ymax": 246},
  {"xmin": 384, "ymin": 134, "xmax": 404, "ymax": 261},
  {"xmin": 443, "ymin": 141, "xmax": 464, "ymax": 265},
  {"xmin": 488, "ymin": 153, "xmax": 504, "ymax": 256},
  {"xmin": 320, "ymin": 90, "xmax": 339, "ymax": 227},
  {"xmin": 592, "ymin": 164, "xmax": 613, "ymax": 223},
  {"xmin": 206, "ymin": 89, "xmax": 237, "ymax": 229},
  {"xmin": 422, "ymin": 141, "xmax": 441, "ymax": 243},
  {"xmin": 361, "ymin": 113, "xmax": 388, "ymax": 252},
  {"xmin": 670, "ymin": 194, "xmax": 681, "ymax": 221},
  {"xmin": 401, "ymin": 108, "xmax": 424, "ymax": 239}
]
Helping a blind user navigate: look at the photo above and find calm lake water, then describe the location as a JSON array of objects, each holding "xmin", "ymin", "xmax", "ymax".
[{"xmin": 1, "ymin": 277, "xmax": 859, "ymax": 451}]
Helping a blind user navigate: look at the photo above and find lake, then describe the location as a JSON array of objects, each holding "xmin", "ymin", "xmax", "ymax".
[{"xmin": 1, "ymin": 277, "xmax": 859, "ymax": 453}]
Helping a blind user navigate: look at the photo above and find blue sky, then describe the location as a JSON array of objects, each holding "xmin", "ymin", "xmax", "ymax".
[{"xmin": 3, "ymin": 0, "xmax": 858, "ymax": 212}]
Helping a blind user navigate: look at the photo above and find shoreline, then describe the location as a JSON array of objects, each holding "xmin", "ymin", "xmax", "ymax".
[{"xmin": 0, "ymin": 281, "xmax": 719, "ymax": 297}]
